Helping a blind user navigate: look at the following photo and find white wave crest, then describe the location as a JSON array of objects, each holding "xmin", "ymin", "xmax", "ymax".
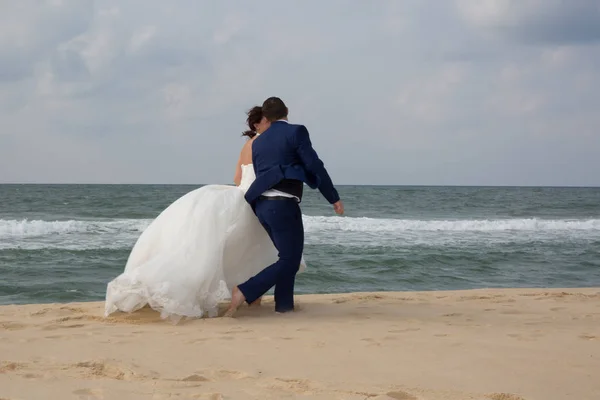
[
  {"xmin": 1, "ymin": 216, "xmax": 599, "ymax": 250},
  {"xmin": 303, "ymin": 216, "xmax": 600, "ymax": 232},
  {"xmin": 0, "ymin": 218, "xmax": 152, "ymax": 238}
]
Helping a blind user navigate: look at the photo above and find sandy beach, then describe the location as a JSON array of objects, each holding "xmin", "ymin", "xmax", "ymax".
[{"xmin": 1, "ymin": 288, "xmax": 599, "ymax": 400}]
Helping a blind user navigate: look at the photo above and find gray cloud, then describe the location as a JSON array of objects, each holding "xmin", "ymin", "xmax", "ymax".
[
  {"xmin": 0, "ymin": 1, "xmax": 94, "ymax": 81},
  {"xmin": 457, "ymin": 0, "xmax": 600, "ymax": 45},
  {"xmin": 0, "ymin": 0, "xmax": 599, "ymax": 186}
]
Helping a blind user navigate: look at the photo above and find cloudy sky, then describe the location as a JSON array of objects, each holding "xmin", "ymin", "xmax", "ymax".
[{"xmin": 1, "ymin": 0, "xmax": 599, "ymax": 186}]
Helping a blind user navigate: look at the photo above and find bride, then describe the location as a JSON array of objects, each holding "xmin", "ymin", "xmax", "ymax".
[{"xmin": 104, "ymin": 106, "xmax": 306, "ymax": 321}]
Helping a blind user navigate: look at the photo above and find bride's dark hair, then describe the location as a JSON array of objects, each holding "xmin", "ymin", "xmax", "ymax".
[{"xmin": 242, "ymin": 106, "xmax": 263, "ymax": 139}]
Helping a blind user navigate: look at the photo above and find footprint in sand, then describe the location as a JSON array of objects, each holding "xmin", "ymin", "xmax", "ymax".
[
  {"xmin": 360, "ymin": 338, "xmax": 382, "ymax": 347},
  {"xmin": 0, "ymin": 362, "xmax": 25, "ymax": 373},
  {"xmin": 493, "ymin": 298, "xmax": 516, "ymax": 304},
  {"xmin": 53, "ymin": 315, "xmax": 86, "ymax": 323},
  {"xmin": 384, "ymin": 391, "xmax": 418, "ymax": 400},
  {"xmin": 211, "ymin": 369, "xmax": 250, "ymax": 380},
  {"xmin": 266, "ymin": 377, "xmax": 314, "ymax": 395},
  {"xmin": 72, "ymin": 388, "xmax": 103, "ymax": 400},
  {"xmin": 181, "ymin": 374, "xmax": 210, "ymax": 382},
  {"xmin": 197, "ymin": 394, "xmax": 223, "ymax": 400},
  {"xmin": 388, "ymin": 328, "xmax": 421, "ymax": 333},
  {"xmin": 500, "ymin": 310, "xmax": 523, "ymax": 315},
  {"xmin": 487, "ymin": 393, "xmax": 526, "ymax": 400},
  {"xmin": 74, "ymin": 361, "xmax": 138, "ymax": 381},
  {"xmin": 186, "ymin": 338, "xmax": 209, "ymax": 344},
  {"xmin": 442, "ymin": 313, "xmax": 463, "ymax": 317},
  {"xmin": 506, "ymin": 333, "xmax": 538, "ymax": 342},
  {"xmin": 0, "ymin": 321, "xmax": 27, "ymax": 330},
  {"xmin": 166, "ymin": 373, "xmax": 210, "ymax": 388},
  {"xmin": 221, "ymin": 328, "xmax": 254, "ymax": 334},
  {"xmin": 22, "ymin": 373, "xmax": 44, "ymax": 379},
  {"xmin": 30, "ymin": 307, "xmax": 53, "ymax": 316},
  {"xmin": 332, "ymin": 298, "xmax": 350, "ymax": 304},
  {"xmin": 42, "ymin": 323, "xmax": 86, "ymax": 331},
  {"xmin": 459, "ymin": 295, "xmax": 493, "ymax": 301}
]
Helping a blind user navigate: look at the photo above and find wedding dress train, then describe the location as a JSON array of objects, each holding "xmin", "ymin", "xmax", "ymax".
[{"xmin": 104, "ymin": 164, "xmax": 306, "ymax": 320}]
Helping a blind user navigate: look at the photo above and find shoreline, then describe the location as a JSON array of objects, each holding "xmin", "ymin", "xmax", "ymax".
[
  {"xmin": 4, "ymin": 285, "xmax": 600, "ymax": 308},
  {"xmin": 2, "ymin": 287, "xmax": 599, "ymax": 399}
]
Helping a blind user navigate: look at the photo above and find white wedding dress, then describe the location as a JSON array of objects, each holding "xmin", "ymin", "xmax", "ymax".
[{"xmin": 104, "ymin": 164, "xmax": 306, "ymax": 321}]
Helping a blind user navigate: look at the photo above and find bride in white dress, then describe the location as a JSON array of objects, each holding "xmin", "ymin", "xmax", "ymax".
[{"xmin": 104, "ymin": 106, "xmax": 306, "ymax": 321}]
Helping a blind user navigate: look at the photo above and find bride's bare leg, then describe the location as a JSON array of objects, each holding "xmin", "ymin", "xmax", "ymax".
[
  {"xmin": 250, "ymin": 296, "xmax": 262, "ymax": 307},
  {"xmin": 224, "ymin": 286, "xmax": 246, "ymax": 317}
]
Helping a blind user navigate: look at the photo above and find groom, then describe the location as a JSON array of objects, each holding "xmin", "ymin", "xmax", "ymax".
[{"xmin": 225, "ymin": 97, "xmax": 343, "ymax": 316}]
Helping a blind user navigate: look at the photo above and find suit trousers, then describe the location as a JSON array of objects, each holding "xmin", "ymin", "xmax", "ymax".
[{"xmin": 238, "ymin": 197, "xmax": 304, "ymax": 312}]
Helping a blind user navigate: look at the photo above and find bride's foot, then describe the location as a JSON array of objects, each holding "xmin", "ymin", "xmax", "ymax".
[
  {"xmin": 224, "ymin": 287, "xmax": 246, "ymax": 317},
  {"xmin": 250, "ymin": 297, "xmax": 262, "ymax": 307}
]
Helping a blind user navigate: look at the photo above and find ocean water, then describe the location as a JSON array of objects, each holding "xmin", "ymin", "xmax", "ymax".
[{"xmin": 1, "ymin": 184, "xmax": 600, "ymax": 306}]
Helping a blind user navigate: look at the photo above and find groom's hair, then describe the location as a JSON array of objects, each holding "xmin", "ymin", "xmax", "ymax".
[{"xmin": 262, "ymin": 97, "xmax": 288, "ymax": 121}]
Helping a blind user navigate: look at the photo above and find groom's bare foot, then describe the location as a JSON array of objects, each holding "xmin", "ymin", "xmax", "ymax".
[
  {"xmin": 250, "ymin": 297, "xmax": 262, "ymax": 307},
  {"xmin": 224, "ymin": 287, "xmax": 246, "ymax": 317}
]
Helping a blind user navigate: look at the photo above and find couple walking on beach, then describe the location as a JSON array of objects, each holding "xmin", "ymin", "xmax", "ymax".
[{"xmin": 104, "ymin": 97, "xmax": 344, "ymax": 321}]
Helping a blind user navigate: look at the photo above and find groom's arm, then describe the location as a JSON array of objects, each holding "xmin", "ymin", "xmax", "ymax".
[{"xmin": 294, "ymin": 125, "xmax": 340, "ymax": 204}]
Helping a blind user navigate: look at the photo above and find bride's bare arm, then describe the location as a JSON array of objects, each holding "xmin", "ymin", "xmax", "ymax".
[
  {"xmin": 233, "ymin": 152, "xmax": 243, "ymax": 186},
  {"xmin": 234, "ymin": 140, "xmax": 253, "ymax": 186}
]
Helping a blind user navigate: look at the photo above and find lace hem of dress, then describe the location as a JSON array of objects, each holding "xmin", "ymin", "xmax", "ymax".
[{"xmin": 104, "ymin": 275, "xmax": 231, "ymax": 323}]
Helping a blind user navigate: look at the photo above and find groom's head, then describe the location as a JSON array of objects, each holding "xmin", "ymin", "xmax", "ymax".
[{"xmin": 262, "ymin": 97, "xmax": 288, "ymax": 121}]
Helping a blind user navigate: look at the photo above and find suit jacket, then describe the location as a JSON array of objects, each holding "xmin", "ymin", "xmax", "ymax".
[{"xmin": 244, "ymin": 121, "xmax": 340, "ymax": 207}]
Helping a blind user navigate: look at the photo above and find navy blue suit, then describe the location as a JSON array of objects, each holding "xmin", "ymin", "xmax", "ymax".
[{"xmin": 239, "ymin": 121, "xmax": 339, "ymax": 312}]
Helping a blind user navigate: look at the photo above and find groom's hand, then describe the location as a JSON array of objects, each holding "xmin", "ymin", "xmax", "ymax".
[{"xmin": 333, "ymin": 200, "xmax": 344, "ymax": 215}]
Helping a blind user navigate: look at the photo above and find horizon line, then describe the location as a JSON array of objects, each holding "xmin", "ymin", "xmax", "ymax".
[{"xmin": 1, "ymin": 182, "xmax": 599, "ymax": 189}]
